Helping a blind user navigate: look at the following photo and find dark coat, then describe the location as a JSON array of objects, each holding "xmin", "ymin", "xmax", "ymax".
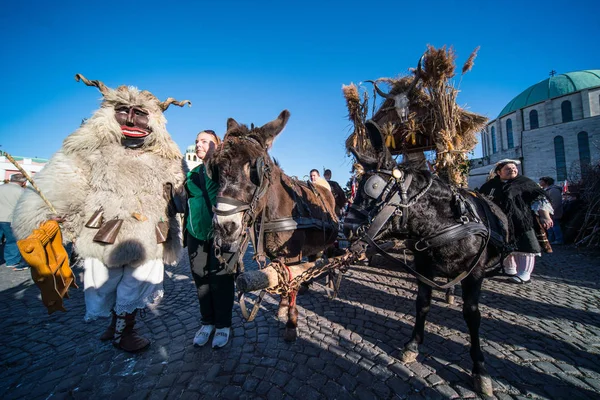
[{"xmin": 479, "ymin": 175, "xmax": 548, "ymax": 254}]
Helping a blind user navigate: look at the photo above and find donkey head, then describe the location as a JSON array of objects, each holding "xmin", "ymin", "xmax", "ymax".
[{"xmin": 210, "ymin": 110, "xmax": 290, "ymax": 249}]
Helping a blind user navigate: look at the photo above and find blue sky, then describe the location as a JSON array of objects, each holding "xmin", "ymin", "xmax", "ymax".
[{"xmin": 1, "ymin": 0, "xmax": 599, "ymax": 186}]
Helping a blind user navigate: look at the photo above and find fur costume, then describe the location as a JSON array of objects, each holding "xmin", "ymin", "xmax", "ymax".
[{"xmin": 12, "ymin": 76, "xmax": 189, "ymax": 268}]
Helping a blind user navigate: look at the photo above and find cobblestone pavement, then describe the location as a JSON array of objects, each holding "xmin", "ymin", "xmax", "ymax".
[{"xmin": 1, "ymin": 245, "xmax": 600, "ymax": 399}]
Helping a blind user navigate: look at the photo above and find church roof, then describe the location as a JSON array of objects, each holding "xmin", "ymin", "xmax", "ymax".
[{"xmin": 498, "ymin": 69, "xmax": 600, "ymax": 118}]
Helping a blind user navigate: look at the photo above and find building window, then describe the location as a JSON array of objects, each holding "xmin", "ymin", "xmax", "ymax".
[
  {"xmin": 578, "ymin": 131, "xmax": 591, "ymax": 178},
  {"xmin": 529, "ymin": 110, "xmax": 539, "ymax": 129},
  {"xmin": 491, "ymin": 126, "xmax": 497, "ymax": 153},
  {"xmin": 193, "ymin": 155, "xmax": 197, "ymax": 162},
  {"xmin": 554, "ymin": 136, "xmax": 567, "ymax": 181},
  {"xmin": 506, "ymin": 119, "xmax": 514, "ymax": 148},
  {"xmin": 561, "ymin": 100, "xmax": 573, "ymax": 122}
]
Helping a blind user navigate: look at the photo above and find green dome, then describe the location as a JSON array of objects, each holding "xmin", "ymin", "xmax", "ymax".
[
  {"xmin": 498, "ymin": 70, "xmax": 600, "ymax": 118},
  {"xmin": 186, "ymin": 144, "xmax": 196, "ymax": 153}
]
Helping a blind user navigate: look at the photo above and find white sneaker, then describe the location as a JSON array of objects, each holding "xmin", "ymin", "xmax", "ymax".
[
  {"xmin": 212, "ymin": 327, "xmax": 231, "ymax": 349},
  {"xmin": 193, "ymin": 324, "xmax": 215, "ymax": 347}
]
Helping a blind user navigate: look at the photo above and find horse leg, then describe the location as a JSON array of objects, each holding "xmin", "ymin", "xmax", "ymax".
[
  {"xmin": 299, "ymin": 254, "xmax": 318, "ymax": 295},
  {"xmin": 283, "ymin": 292, "xmax": 298, "ymax": 342},
  {"xmin": 278, "ymin": 295, "xmax": 289, "ymax": 322},
  {"xmin": 402, "ymin": 281, "xmax": 432, "ymax": 363},
  {"xmin": 445, "ymin": 280, "xmax": 455, "ymax": 305},
  {"xmin": 461, "ymin": 276, "xmax": 493, "ymax": 396}
]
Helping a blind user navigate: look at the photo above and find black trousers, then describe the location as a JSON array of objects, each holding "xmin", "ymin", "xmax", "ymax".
[{"xmin": 187, "ymin": 234, "xmax": 238, "ymax": 328}]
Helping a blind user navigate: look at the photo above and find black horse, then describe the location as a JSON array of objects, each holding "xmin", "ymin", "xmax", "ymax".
[{"xmin": 344, "ymin": 121, "xmax": 509, "ymax": 396}]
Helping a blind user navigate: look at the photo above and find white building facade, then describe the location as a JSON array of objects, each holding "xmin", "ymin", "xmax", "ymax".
[
  {"xmin": 0, "ymin": 154, "xmax": 48, "ymax": 182},
  {"xmin": 469, "ymin": 70, "xmax": 600, "ymax": 188}
]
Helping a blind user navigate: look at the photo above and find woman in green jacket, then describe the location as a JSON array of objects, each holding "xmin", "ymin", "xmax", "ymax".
[{"xmin": 185, "ymin": 130, "xmax": 237, "ymax": 348}]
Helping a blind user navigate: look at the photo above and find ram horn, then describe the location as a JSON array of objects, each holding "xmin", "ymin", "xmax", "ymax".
[
  {"xmin": 406, "ymin": 55, "xmax": 424, "ymax": 93},
  {"xmin": 74, "ymin": 74, "xmax": 110, "ymax": 95},
  {"xmin": 365, "ymin": 80, "xmax": 391, "ymax": 99},
  {"xmin": 159, "ymin": 98, "xmax": 192, "ymax": 111}
]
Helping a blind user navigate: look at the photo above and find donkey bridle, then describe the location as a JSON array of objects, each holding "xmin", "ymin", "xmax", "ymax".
[
  {"xmin": 212, "ymin": 137, "xmax": 337, "ymax": 267},
  {"xmin": 350, "ymin": 168, "xmax": 491, "ymax": 290}
]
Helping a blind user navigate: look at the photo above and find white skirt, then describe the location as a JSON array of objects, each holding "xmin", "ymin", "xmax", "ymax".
[{"xmin": 83, "ymin": 257, "xmax": 164, "ymax": 321}]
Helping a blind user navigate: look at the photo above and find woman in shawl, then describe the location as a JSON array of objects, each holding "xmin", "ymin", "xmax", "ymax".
[{"xmin": 479, "ymin": 159, "xmax": 553, "ymax": 284}]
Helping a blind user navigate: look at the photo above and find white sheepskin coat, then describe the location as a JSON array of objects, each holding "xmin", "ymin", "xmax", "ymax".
[{"xmin": 12, "ymin": 84, "xmax": 187, "ymax": 268}]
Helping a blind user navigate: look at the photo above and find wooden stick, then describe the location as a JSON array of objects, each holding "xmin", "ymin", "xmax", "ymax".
[{"xmin": 236, "ymin": 262, "xmax": 319, "ymax": 293}]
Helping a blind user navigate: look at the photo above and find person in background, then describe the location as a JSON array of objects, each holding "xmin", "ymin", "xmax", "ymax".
[
  {"xmin": 324, "ymin": 169, "xmax": 347, "ymax": 217},
  {"xmin": 309, "ymin": 169, "xmax": 331, "ymax": 191},
  {"xmin": 0, "ymin": 174, "xmax": 28, "ymax": 271},
  {"xmin": 185, "ymin": 130, "xmax": 238, "ymax": 349},
  {"xmin": 539, "ymin": 176, "xmax": 564, "ymax": 245},
  {"xmin": 479, "ymin": 159, "xmax": 553, "ymax": 284}
]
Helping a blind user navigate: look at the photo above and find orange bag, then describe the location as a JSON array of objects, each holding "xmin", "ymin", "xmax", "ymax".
[{"xmin": 17, "ymin": 220, "xmax": 78, "ymax": 314}]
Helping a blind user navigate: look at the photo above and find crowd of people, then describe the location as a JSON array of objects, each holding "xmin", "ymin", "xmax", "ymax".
[
  {"xmin": 0, "ymin": 85, "xmax": 574, "ymax": 353},
  {"xmin": 2, "ymin": 122, "xmax": 352, "ymax": 352},
  {"xmin": 2, "ymin": 149, "xmax": 577, "ymax": 345}
]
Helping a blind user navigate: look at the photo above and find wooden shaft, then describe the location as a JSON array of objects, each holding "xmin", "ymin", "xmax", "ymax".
[{"xmin": 236, "ymin": 261, "xmax": 321, "ymax": 293}]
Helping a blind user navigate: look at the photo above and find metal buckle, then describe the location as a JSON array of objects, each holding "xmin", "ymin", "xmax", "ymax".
[{"xmin": 414, "ymin": 239, "xmax": 430, "ymax": 252}]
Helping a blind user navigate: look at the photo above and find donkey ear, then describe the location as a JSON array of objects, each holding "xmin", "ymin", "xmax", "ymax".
[
  {"xmin": 260, "ymin": 110, "xmax": 290, "ymax": 149},
  {"xmin": 227, "ymin": 117, "xmax": 240, "ymax": 132}
]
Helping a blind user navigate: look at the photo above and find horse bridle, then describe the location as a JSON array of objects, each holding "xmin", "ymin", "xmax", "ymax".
[
  {"xmin": 212, "ymin": 137, "xmax": 273, "ymax": 266},
  {"xmin": 349, "ymin": 167, "xmax": 491, "ymax": 289},
  {"xmin": 213, "ymin": 155, "xmax": 271, "ymax": 227},
  {"xmin": 349, "ymin": 167, "xmax": 432, "ymax": 244}
]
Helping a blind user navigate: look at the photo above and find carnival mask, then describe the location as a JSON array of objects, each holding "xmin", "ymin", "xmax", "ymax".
[{"xmin": 114, "ymin": 104, "xmax": 151, "ymax": 148}]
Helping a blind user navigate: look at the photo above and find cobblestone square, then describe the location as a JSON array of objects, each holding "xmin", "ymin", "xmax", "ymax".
[{"xmin": 1, "ymin": 246, "xmax": 599, "ymax": 399}]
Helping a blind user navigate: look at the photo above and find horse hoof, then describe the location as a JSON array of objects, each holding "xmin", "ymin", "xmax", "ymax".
[
  {"xmin": 446, "ymin": 295, "xmax": 455, "ymax": 305},
  {"xmin": 473, "ymin": 374, "xmax": 493, "ymax": 396},
  {"xmin": 401, "ymin": 350, "xmax": 418, "ymax": 363},
  {"xmin": 283, "ymin": 328, "xmax": 297, "ymax": 342}
]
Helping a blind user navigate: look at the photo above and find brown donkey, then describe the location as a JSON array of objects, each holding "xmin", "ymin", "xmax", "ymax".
[{"xmin": 209, "ymin": 110, "xmax": 339, "ymax": 341}]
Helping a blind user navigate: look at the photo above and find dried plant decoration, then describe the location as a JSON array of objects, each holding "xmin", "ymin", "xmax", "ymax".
[{"xmin": 342, "ymin": 44, "xmax": 487, "ymax": 187}]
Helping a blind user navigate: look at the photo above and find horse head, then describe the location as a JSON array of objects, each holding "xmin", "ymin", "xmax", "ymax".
[
  {"xmin": 344, "ymin": 120, "xmax": 435, "ymax": 244},
  {"xmin": 209, "ymin": 110, "xmax": 290, "ymax": 250}
]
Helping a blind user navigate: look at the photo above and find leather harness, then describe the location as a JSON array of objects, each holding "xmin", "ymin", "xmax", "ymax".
[
  {"xmin": 350, "ymin": 168, "xmax": 494, "ymax": 289},
  {"xmin": 212, "ymin": 136, "xmax": 338, "ymax": 269}
]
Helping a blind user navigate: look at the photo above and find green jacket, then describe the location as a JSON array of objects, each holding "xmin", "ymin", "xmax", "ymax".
[{"xmin": 185, "ymin": 164, "xmax": 218, "ymax": 241}]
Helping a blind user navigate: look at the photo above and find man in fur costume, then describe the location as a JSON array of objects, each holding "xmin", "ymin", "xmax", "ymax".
[{"xmin": 12, "ymin": 74, "xmax": 189, "ymax": 352}]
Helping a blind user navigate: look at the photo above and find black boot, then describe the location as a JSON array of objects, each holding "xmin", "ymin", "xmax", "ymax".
[
  {"xmin": 113, "ymin": 310, "xmax": 150, "ymax": 353},
  {"xmin": 99, "ymin": 311, "xmax": 117, "ymax": 341}
]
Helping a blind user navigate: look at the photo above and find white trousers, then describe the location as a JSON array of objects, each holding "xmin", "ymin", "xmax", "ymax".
[{"xmin": 83, "ymin": 258, "xmax": 164, "ymax": 321}]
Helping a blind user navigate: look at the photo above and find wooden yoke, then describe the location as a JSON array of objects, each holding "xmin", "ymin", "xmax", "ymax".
[{"xmin": 17, "ymin": 220, "xmax": 78, "ymax": 314}]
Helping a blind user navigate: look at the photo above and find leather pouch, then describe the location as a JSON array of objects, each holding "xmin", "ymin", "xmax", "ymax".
[
  {"xmin": 85, "ymin": 208, "xmax": 104, "ymax": 228},
  {"xmin": 93, "ymin": 219, "xmax": 123, "ymax": 244},
  {"xmin": 533, "ymin": 214, "xmax": 553, "ymax": 253},
  {"xmin": 156, "ymin": 221, "xmax": 169, "ymax": 243},
  {"xmin": 17, "ymin": 220, "xmax": 78, "ymax": 314}
]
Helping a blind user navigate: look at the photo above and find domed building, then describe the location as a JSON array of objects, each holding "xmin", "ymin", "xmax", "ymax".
[{"xmin": 469, "ymin": 70, "xmax": 600, "ymax": 188}]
